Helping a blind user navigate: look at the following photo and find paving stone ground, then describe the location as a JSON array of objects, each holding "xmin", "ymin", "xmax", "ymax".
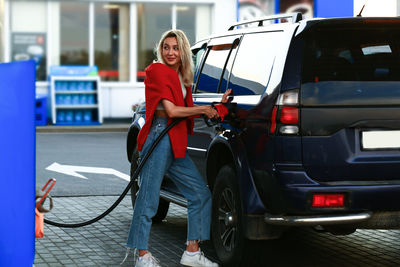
[{"xmin": 35, "ymin": 196, "xmax": 400, "ymax": 267}]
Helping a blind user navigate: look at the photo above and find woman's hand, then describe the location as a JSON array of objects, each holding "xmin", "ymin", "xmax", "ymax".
[
  {"xmin": 221, "ymin": 89, "xmax": 233, "ymax": 103},
  {"xmin": 202, "ymin": 105, "xmax": 219, "ymax": 119}
]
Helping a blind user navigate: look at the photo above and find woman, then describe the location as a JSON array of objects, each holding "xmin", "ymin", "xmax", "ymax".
[{"xmin": 125, "ymin": 29, "xmax": 231, "ymax": 267}]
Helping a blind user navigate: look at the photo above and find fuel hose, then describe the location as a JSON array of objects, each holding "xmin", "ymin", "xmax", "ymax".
[{"xmin": 44, "ymin": 117, "xmax": 186, "ymax": 228}]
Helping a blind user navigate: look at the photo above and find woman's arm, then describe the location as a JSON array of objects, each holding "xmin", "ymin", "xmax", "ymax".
[
  {"xmin": 162, "ymin": 100, "xmax": 218, "ymax": 118},
  {"xmin": 162, "ymin": 89, "xmax": 232, "ymax": 119}
]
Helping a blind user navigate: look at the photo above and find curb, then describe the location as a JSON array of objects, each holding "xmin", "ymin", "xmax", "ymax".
[{"xmin": 36, "ymin": 124, "xmax": 130, "ymax": 133}]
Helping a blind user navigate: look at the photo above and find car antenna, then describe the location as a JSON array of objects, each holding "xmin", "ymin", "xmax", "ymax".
[{"xmin": 357, "ymin": 1, "xmax": 367, "ymax": 17}]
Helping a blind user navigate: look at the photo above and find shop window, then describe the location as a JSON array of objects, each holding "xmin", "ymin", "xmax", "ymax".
[
  {"xmin": 10, "ymin": 1, "xmax": 47, "ymax": 81},
  {"xmin": 136, "ymin": 3, "xmax": 211, "ymax": 82},
  {"xmin": 60, "ymin": 2, "xmax": 89, "ymax": 65},
  {"xmin": 137, "ymin": 3, "xmax": 172, "ymax": 82},
  {"xmin": 95, "ymin": 3, "xmax": 130, "ymax": 82},
  {"xmin": 178, "ymin": 5, "xmax": 211, "ymax": 43},
  {"xmin": 176, "ymin": 5, "xmax": 196, "ymax": 45}
]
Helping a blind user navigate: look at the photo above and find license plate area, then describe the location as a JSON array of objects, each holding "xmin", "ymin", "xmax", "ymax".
[{"xmin": 361, "ymin": 130, "xmax": 400, "ymax": 150}]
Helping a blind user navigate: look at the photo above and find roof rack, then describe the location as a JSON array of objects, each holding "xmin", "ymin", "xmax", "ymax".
[{"xmin": 228, "ymin": 13, "xmax": 303, "ymax": 31}]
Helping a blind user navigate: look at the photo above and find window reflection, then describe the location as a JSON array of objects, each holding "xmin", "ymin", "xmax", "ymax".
[
  {"xmin": 137, "ymin": 3, "xmax": 172, "ymax": 82},
  {"xmin": 229, "ymin": 33, "xmax": 280, "ymax": 95},
  {"xmin": 220, "ymin": 41, "xmax": 239, "ymax": 93},
  {"xmin": 302, "ymin": 27, "xmax": 400, "ymax": 82},
  {"xmin": 137, "ymin": 4, "xmax": 211, "ymax": 82},
  {"xmin": 197, "ymin": 43, "xmax": 233, "ymax": 93},
  {"xmin": 10, "ymin": 1, "xmax": 47, "ymax": 81},
  {"xmin": 95, "ymin": 3, "xmax": 130, "ymax": 81},
  {"xmin": 60, "ymin": 2, "xmax": 89, "ymax": 65},
  {"xmin": 11, "ymin": 1, "xmax": 213, "ymax": 83},
  {"xmin": 177, "ymin": 5, "xmax": 195, "ymax": 44},
  {"xmin": 192, "ymin": 46, "xmax": 206, "ymax": 85}
]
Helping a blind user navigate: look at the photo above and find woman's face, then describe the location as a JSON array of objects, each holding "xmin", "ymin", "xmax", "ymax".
[{"xmin": 162, "ymin": 37, "xmax": 181, "ymax": 71}]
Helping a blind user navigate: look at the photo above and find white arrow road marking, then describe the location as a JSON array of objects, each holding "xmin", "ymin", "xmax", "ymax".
[{"xmin": 46, "ymin": 162, "xmax": 130, "ymax": 181}]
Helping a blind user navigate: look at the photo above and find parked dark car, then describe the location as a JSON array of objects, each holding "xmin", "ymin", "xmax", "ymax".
[{"xmin": 127, "ymin": 13, "xmax": 400, "ymax": 266}]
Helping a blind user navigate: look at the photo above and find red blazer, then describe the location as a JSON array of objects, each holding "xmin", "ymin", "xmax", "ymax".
[{"xmin": 136, "ymin": 63, "xmax": 194, "ymax": 158}]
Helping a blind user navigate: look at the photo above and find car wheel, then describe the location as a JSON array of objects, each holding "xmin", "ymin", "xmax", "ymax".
[
  {"xmin": 211, "ymin": 165, "xmax": 246, "ymax": 267},
  {"xmin": 130, "ymin": 147, "xmax": 170, "ymax": 223},
  {"xmin": 151, "ymin": 198, "xmax": 170, "ymax": 223}
]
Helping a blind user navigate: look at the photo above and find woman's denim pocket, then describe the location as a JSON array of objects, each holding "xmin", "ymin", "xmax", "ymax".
[
  {"xmin": 154, "ymin": 123, "xmax": 162, "ymax": 135},
  {"xmin": 141, "ymin": 118, "xmax": 167, "ymax": 158},
  {"xmin": 152, "ymin": 118, "xmax": 167, "ymax": 136}
]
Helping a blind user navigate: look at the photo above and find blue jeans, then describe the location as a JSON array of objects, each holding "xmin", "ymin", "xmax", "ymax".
[{"xmin": 126, "ymin": 117, "xmax": 212, "ymax": 250}]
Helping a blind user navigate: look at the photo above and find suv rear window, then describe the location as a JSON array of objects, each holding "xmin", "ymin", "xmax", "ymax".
[{"xmin": 301, "ymin": 23, "xmax": 400, "ymax": 106}]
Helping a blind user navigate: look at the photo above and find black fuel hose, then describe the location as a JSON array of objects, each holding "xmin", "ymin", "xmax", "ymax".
[{"xmin": 44, "ymin": 117, "xmax": 186, "ymax": 228}]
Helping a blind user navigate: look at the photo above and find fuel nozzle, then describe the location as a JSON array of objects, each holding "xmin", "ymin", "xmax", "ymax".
[
  {"xmin": 202, "ymin": 90, "xmax": 236, "ymax": 127},
  {"xmin": 203, "ymin": 105, "xmax": 221, "ymax": 127},
  {"xmin": 203, "ymin": 101, "xmax": 237, "ymax": 127}
]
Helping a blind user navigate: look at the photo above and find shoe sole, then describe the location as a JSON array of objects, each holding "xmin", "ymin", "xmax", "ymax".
[{"xmin": 180, "ymin": 261, "xmax": 217, "ymax": 267}]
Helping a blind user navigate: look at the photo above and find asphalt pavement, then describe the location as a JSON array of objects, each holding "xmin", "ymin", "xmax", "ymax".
[
  {"xmin": 36, "ymin": 131, "xmax": 130, "ymax": 196},
  {"xmin": 35, "ymin": 195, "xmax": 400, "ymax": 267},
  {"xmin": 35, "ymin": 196, "xmax": 217, "ymax": 267},
  {"xmin": 34, "ymin": 121, "xmax": 400, "ymax": 267}
]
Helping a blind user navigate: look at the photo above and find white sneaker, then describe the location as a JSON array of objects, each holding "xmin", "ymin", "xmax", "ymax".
[
  {"xmin": 180, "ymin": 249, "xmax": 219, "ymax": 267},
  {"xmin": 135, "ymin": 252, "xmax": 161, "ymax": 267}
]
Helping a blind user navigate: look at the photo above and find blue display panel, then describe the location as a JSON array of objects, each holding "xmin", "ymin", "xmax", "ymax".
[
  {"xmin": 0, "ymin": 60, "xmax": 36, "ymax": 266},
  {"xmin": 275, "ymin": 0, "xmax": 353, "ymax": 18},
  {"xmin": 315, "ymin": 0, "xmax": 353, "ymax": 18}
]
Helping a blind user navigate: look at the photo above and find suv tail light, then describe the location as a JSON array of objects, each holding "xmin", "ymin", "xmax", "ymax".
[
  {"xmin": 270, "ymin": 90, "xmax": 299, "ymax": 135},
  {"xmin": 280, "ymin": 107, "xmax": 298, "ymax": 124},
  {"xmin": 276, "ymin": 90, "xmax": 299, "ymax": 105}
]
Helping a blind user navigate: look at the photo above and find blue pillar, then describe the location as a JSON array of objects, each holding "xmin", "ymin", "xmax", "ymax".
[
  {"xmin": 275, "ymin": 0, "xmax": 280, "ymax": 14},
  {"xmin": 314, "ymin": 0, "xmax": 354, "ymax": 18},
  {"xmin": 0, "ymin": 60, "xmax": 36, "ymax": 266}
]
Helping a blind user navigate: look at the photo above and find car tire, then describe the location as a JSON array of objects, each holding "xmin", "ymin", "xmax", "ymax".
[
  {"xmin": 211, "ymin": 165, "xmax": 246, "ymax": 267},
  {"xmin": 151, "ymin": 198, "xmax": 170, "ymax": 223},
  {"xmin": 130, "ymin": 147, "xmax": 170, "ymax": 223}
]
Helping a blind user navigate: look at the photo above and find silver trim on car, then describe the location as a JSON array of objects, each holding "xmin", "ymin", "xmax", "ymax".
[
  {"xmin": 160, "ymin": 189, "xmax": 187, "ymax": 207},
  {"xmin": 193, "ymin": 94, "xmax": 261, "ymax": 106},
  {"xmin": 187, "ymin": 147, "xmax": 207, "ymax": 152},
  {"xmin": 264, "ymin": 212, "xmax": 372, "ymax": 226}
]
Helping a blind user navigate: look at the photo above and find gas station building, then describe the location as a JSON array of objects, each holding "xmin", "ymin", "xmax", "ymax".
[{"xmin": 0, "ymin": 0, "xmax": 399, "ymax": 120}]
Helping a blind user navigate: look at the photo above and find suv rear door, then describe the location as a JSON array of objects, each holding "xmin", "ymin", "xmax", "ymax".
[{"xmin": 300, "ymin": 19, "xmax": 400, "ymax": 184}]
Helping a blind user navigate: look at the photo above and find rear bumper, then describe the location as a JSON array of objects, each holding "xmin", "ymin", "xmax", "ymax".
[
  {"xmin": 244, "ymin": 210, "xmax": 400, "ymax": 240},
  {"xmin": 276, "ymin": 169, "xmax": 400, "ymax": 212}
]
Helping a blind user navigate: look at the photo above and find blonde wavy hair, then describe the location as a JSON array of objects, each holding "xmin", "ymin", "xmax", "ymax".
[{"xmin": 156, "ymin": 29, "xmax": 194, "ymax": 87}]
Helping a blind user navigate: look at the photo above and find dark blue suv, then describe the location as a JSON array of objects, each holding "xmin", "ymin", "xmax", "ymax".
[{"xmin": 127, "ymin": 13, "xmax": 400, "ymax": 266}]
